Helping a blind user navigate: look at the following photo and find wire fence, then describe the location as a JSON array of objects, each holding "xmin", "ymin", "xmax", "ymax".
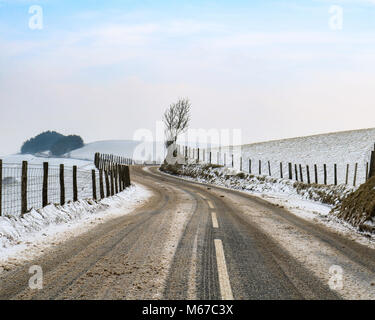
[
  {"xmin": 177, "ymin": 145, "xmax": 375, "ymax": 187},
  {"xmin": 0, "ymin": 154, "xmax": 132, "ymax": 217}
]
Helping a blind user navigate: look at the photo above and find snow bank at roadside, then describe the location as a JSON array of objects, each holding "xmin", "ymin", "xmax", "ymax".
[
  {"xmin": 160, "ymin": 164, "xmax": 354, "ymax": 206},
  {"xmin": 0, "ymin": 184, "xmax": 152, "ymax": 264},
  {"xmin": 160, "ymin": 164, "xmax": 375, "ymax": 241}
]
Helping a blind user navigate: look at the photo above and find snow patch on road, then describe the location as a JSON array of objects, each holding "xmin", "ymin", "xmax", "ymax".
[{"xmin": 0, "ymin": 183, "xmax": 152, "ymax": 269}]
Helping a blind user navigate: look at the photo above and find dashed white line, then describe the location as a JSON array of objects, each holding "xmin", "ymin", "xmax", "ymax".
[
  {"xmin": 207, "ymin": 200, "xmax": 214, "ymax": 209},
  {"xmin": 214, "ymin": 239, "xmax": 234, "ymax": 300},
  {"xmin": 211, "ymin": 212, "xmax": 219, "ymax": 228}
]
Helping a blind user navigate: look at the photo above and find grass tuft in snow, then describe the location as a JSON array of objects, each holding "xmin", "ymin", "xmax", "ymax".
[{"xmin": 331, "ymin": 176, "xmax": 375, "ymax": 233}]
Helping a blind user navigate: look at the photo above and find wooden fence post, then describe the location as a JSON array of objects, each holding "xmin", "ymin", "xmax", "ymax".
[
  {"xmin": 60, "ymin": 164, "xmax": 65, "ymax": 205},
  {"xmin": 92, "ymin": 170, "xmax": 97, "ymax": 200},
  {"xmin": 94, "ymin": 153, "xmax": 99, "ymax": 169},
  {"xmin": 121, "ymin": 166, "xmax": 125, "ymax": 187},
  {"xmin": 21, "ymin": 161, "xmax": 28, "ymax": 214},
  {"xmin": 231, "ymin": 154, "xmax": 234, "ymax": 168},
  {"xmin": 366, "ymin": 162, "xmax": 369, "ymax": 181},
  {"xmin": 42, "ymin": 162, "xmax": 48, "ymax": 207},
  {"xmin": 353, "ymin": 163, "xmax": 358, "ymax": 186},
  {"xmin": 114, "ymin": 166, "xmax": 118, "ymax": 194},
  {"xmin": 299, "ymin": 164, "xmax": 303, "ymax": 182},
  {"xmin": 240, "ymin": 157, "xmax": 242, "ymax": 171},
  {"xmin": 0, "ymin": 159, "xmax": 2, "ymax": 216},
  {"xmin": 345, "ymin": 164, "xmax": 349, "ymax": 185},
  {"xmin": 73, "ymin": 165, "xmax": 78, "ymax": 201},
  {"xmin": 306, "ymin": 165, "xmax": 310, "ymax": 184},
  {"xmin": 197, "ymin": 148, "xmax": 200, "ymax": 162},
  {"xmin": 104, "ymin": 170, "xmax": 110, "ymax": 197},
  {"xmin": 314, "ymin": 164, "xmax": 318, "ymax": 184},
  {"xmin": 224, "ymin": 154, "xmax": 226, "ymax": 166},
  {"xmin": 119, "ymin": 165, "xmax": 123, "ymax": 191},
  {"xmin": 110, "ymin": 168, "xmax": 114, "ymax": 196},
  {"xmin": 125, "ymin": 166, "xmax": 131, "ymax": 187},
  {"xmin": 118, "ymin": 166, "xmax": 122, "ymax": 191},
  {"xmin": 118, "ymin": 165, "xmax": 122, "ymax": 192},
  {"xmin": 249, "ymin": 159, "xmax": 252, "ymax": 174},
  {"xmin": 280, "ymin": 162, "xmax": 283, "ymax": 179},
  {"xmin": 210, "ymin": 152, "xmax": 212, "ymax": 164},
  {"xmin": 288, "ymin": 162, "xmax": 292, "ymax": 180},
  {"xmin": 323, "ymin": 164, "xmax": 327, "ymax": 185},
  {"xmin": 294, "ymin": 164, "xmax": 298, "ymax": 181},
  {"xmin": 268, "ymin": 161, "xmax": 271, "ymax": 176},
  {"xmin": 334, "ymin": 164, "xmax": 337, "ymax": 185},
  {"xmin": 259, "ymin": 160, "xmax": 262, "ymax": 175},
  {"xmin": 123, "ymin": 166, "xmax": 126, "ymax": 190},
  {"xmin": 369, "ymin": 150, "xmax": 375, "ymax": 179},
  {"xmin": 99, "ymin": 169, "xmax": 104, "ymax": 199}
]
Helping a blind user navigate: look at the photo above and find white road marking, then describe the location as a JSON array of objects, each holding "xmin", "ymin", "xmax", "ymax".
[
  {"xmin": 214, "ymin": 239, "xmax": 234, "ymax": 300},
  {"xmin": 211, "ymin": 212, "xmax": 219, "ymax": 228},
  {"xmin": 207, "ymin": 200, "xmax": 214, "ymax": 209},
  {"xmin": 187, "ymin": 232, "xmax": 198, "ymax": 299}
]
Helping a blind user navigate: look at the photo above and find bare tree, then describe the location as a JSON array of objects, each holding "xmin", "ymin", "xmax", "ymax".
[{"xmin": 163, "ymin": 98, "xmax": 191, "ymax": 148}]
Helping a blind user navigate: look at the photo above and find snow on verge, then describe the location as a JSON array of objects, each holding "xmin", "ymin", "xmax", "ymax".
[
  {"xmin": 0, "ymin": 184, "xmax": 152, "ymax": 267},
  {"xmin": 160, "ymin": 164, "xmax": 354, "ymax": 206},
  {"xmin": 160, "ymin": 164, "xmax": 375, "ymax": 248}
]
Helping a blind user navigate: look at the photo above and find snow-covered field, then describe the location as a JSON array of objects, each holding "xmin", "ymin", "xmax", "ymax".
[
  {"xmin": 0, "ymin": 155, "xmax": 100, "ymax": 216},
  {"xmin": 0, "ymin": 184, "xmax": 152, "ymax": 267},
  {"xmin": 69, "ymin": 140, "xmax": 166, "ymax": 164},
  {"xmin": 0, "ymin": 154, "xmax": 94, "ymax": 169},
  {"xmin": 69, "ymin": 139, "xmax": 215, "ymax": 164},
  {"xmin": 205, "ymin": 128, "xmax": 375, "ymax": 186}
]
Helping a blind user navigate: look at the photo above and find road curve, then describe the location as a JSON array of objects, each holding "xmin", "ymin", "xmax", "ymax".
[
  {"xmin": 138, "ymin": 166, "xmax": 339, "ymax": 300},
  {"xmin": 1, "ymin": 165, "xmax": 375, "ymax": 299}
]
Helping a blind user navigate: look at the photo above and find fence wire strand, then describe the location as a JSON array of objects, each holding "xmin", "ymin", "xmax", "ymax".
[{"xmin": 0, "ymin": 164, "xmax": 100, "ymax": 216}]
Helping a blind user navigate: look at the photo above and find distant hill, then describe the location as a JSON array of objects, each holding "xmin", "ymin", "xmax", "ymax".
[
  {"xmin": 21, "ymin": 131, "xmax": 84, "ymax": 156},
  {"xmin": 68, "ymin": 139, "xmax": 213, "ymax": 163},
  {"xmin": 69, "ymin": 140, "xmax": 164, "ymax": 163}
]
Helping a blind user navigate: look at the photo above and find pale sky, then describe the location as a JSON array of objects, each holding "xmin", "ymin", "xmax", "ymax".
[{"xmin": 1, "ymin": 0, "xmax": 375, "ymax": 154}]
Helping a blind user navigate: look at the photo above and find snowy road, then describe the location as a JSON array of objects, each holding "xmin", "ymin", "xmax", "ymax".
[{"xmin": 1, "ymin": 166, "xmax": 375, "ymax": 299}]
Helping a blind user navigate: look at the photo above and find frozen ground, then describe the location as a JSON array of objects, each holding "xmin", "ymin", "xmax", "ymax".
[{"xmin": 0, "ymin": 183, "xmax": 152, "ymax": 269}]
